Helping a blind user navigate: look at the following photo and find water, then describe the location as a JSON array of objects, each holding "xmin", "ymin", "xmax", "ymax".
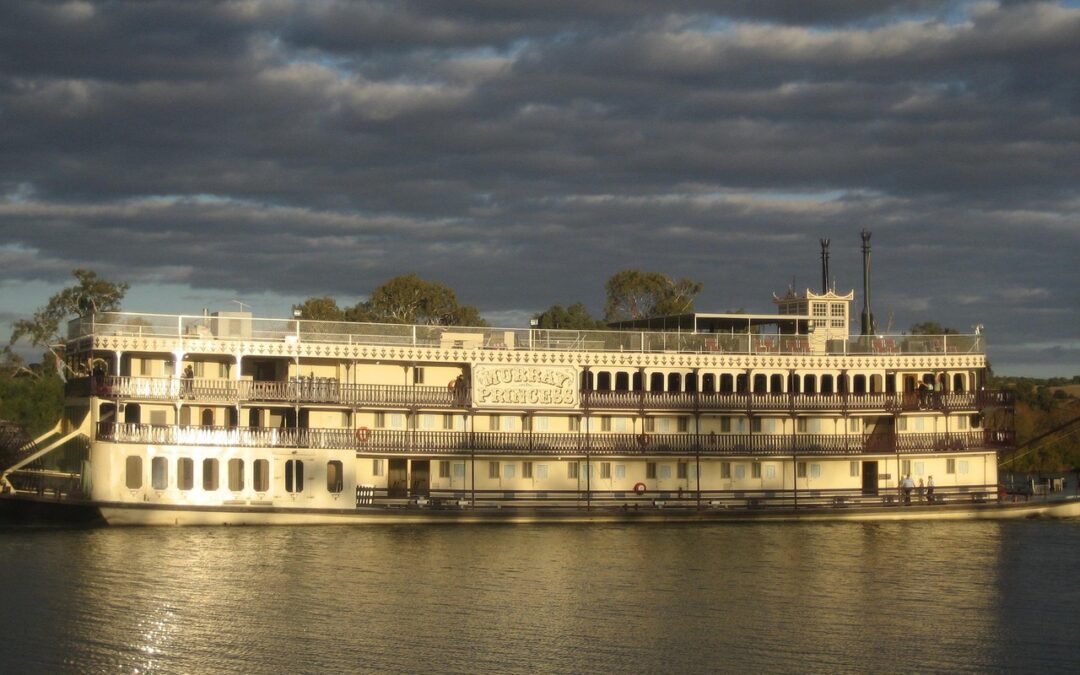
[{"xmin": 1, "ymin": 520, "xmax": 1079, "ymax": 674}]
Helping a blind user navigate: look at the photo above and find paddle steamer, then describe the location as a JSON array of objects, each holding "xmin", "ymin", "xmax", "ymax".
[{"xmin": 4, "ymin": 237, "xmax": 1073, "ymax": 524}]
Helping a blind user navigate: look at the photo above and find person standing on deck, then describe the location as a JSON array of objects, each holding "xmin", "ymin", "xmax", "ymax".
[
  {"xmin": 927, "ymin": 476, "xmax": 935, "ymax": 503},
  {"xmin": 901, "ymin": 475, "xmax": 915, "ymax": 505}
]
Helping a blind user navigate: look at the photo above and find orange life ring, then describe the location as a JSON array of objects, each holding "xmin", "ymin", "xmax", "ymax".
[
  {"xmin": 355, "ymin": 426, "xmax": 372, "ymax": 443},
  {"xmin": 633, "ymin": 482, "xmax": 647, "ymax": 495}
]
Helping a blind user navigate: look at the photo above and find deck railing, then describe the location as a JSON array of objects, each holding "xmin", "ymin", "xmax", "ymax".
[
  {"xmin": 96, "ymin": 422, "xmax": 1012, "ymax": 455},
  {"xmin": 89, "ymin": 376, "xmax": 1011, "ymax": 413},
  {"xmin": 69, "ymin": 311, "xmax": 986, "ymax": 356}
]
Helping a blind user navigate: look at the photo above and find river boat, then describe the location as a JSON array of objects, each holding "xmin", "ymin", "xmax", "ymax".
[{"xmin": 3, "ymin": 243, "xmax": 1078, "ymax": 525}]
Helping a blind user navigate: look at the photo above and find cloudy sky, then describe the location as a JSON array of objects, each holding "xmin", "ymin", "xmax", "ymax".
[{"xmin": 1, "ymin": 0, "xmax": 1077, "ymax": 376}]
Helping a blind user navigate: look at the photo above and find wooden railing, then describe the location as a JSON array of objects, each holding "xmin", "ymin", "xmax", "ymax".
[
  {"xmin": 97, "ymin": 423, "xmax": 1012, "ymax": 455},
  {"xmin": 90, "ymin": 376, "xmax": 1012, "ymax": 414}
]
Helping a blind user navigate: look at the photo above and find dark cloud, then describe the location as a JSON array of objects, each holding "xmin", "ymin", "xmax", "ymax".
[{"xmin": 0, "ymin": 0, "xmax": 1077, "ymax": 375}]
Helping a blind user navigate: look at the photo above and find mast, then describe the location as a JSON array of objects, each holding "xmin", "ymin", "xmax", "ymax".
[
  {"xmin": 860, "ymin": 229, "xmax": 876, "ymax": 336},
  {"xmin": 820, "ymin": 238, "xmax": 831, "ymax": 293}
]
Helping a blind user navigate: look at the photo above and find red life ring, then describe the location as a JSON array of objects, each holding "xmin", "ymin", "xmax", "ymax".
[
  {"xmin": 355, "ymin": 426, "xmax": 372, "ymax": 443},
  {"xmin": 633, "ymin": 482, "xmax": 647, "ymax": 495}
]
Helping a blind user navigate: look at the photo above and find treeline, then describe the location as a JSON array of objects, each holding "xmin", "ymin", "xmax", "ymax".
[{"xmin": 995, "ymin": 375, "xmax": 1080, "ymax": 473}]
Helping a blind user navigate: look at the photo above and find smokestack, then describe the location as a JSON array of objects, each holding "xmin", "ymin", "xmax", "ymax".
[
  {"xmin": 820, "ymin": 238, "xmax": 831, "ymax": 293},
  {"xmin": 860, "ymin": 229, "xmax": 876, "ymax": 336}
]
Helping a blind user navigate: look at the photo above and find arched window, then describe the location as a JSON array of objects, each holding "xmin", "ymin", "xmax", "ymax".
[
  {"xmin": 124, "ymin": 403, "xmax": 141, "ymax": 424},
  {"xmin": 736, "ymin": 374, "xmax": 748, "ymax": 393},
  {"xmin": 853, "ymin": 375, "xmax": 867, "ymax": 394},
  {"xmin": 650, "ymin": 373, "xmax": 665, "ymax": 392},
  {"xmin": 685, "ymin": 372, "xmax": 698, "ymax": 393},
  {"xmin": 668, "ymin": 372, "xmax": 682, "ymax": 392},
  {"xmin": 702, "ymin": 373, "xmax": 716, "ymax": 393},
  {"xmin": 821, "ymin": 375, "xmax": 834, "ymax": 394},
  {"xmin": 753, "ymin": 374, "xmax": 767, "ymax": 392},
  {"xmin": 803, "ymin": 374, "xmax": 817, "ymax": 394},
  {"xmin": 201, "ymin": 408, "xmax": 214, "ymax": 426},
  {"xmin": 581, "ymin": 371, "xmax": 594, "ymax": 390},
  {"xmin": 953, "ymin": 373, "xmax": 965, "ymax": 392},
  {"xmin": 788, "ymin": 373, "xmax": 801, "ymax": 394},
  {"xmin": 597, "ymin": 372, "xmax": 612, "ymax": 390},
  {"xmin": 720, "ymin": 374, "xmax": 734, "ymax": 394},
  {"xmin": 632, "ymin": 372, "xmax": 643, "ymax": 391},
  {"xmin": 869, "ymin": 374, "xmax": 883, "ymax": 393},
  {"xmin": 770, "ymin": 374, "xmax": 784, "ymax": 393},
  {"xmin": 615, "ymin": 372, "xmax": 630, "ymax": 391}
]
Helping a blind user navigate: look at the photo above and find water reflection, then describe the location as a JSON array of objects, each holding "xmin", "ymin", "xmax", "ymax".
[{"xmin": 1, "ymin": 520, "xmax": 1078, "ymax": 673}]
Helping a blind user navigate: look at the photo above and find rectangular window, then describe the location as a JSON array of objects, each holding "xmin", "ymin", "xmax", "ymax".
[
  {"xmin": 569, "ymin": 417, "xmax": 580, "ymax": 432},
  {"xmin": 902, "ymin": 459, "xmax": 912, "ymax": 476},
  {"xmin": 831, "ymin": 304, "xmax": 845, "ymax": 317},
  {"xmin": 914, "ymin": 461, "xmax": 925, "ymax": 476},
  {"xmin": 150, "ymin": 410, "xmax": 167, "ymax": 425},
  {"xmin": 613, "ymin": 417, "xmax": 628, "ymax": 433},
  {"xmin": 955, "ymin": 416, "xmax": 968, "ymax": 431},
  {"xmin": 537, "ymin": 464, "xmax": 549, "ymax": 480},
  {"xmin": 443, "ymin": 414, "xmax": 453, "ymax": 430},
  {"xmin": 390, "ymin": 413, "xmax": 404, "ymax": 429},
  {"xmin": 489, "ymin": 461, "xmax": 500, "ymax": 479},
  {"xmin": 281, "ymin": 459, "xmax": 300, "ymax": 493},
  {"xmin": 177, "ymin": 457, "xmax": 194, "ymax": 490},
  {"xmin": 372, "ymin": 459, "xmax": 384, "ymax": 477},
  {"xmin": 193, "ymin": 361, "xmax": 204, "ymax": 377},
  {"xmin": 152, "ymin": 456, "xmax": 168, "ymax": 490},
  {"xmin": 751, "ymin": 462, "xmax": 762, "ymax": 479},
  {"xmin": 125, "ymin": 456, "xmax": 143, "ymax": 489},
  {"xmin": 677, "ymin": 462, "xmax": 688, "ymax": 479},
  {"xmin": 421, "ymin": 414, "xmax": 436, "ymax": 430},
  {"xmin": 812, "ymin": 303, "xmax": 827, "ymax": 317},
  {"xmin": 489, "ymin": 415, "xmax": 500, "ymax": 431},
  {"xmin": 658, "ymin": 464, "xmax": 671, "ymax": 479},
  {"xmin": 644, "ymin": 418, "xmax": 655, "ymax": 432},
  {"xmin": 810, "ymin": 463, "xmax": 822, "ymax": 478},
  {"xmin": 677, "ymin": 417, "xmax": 689, "ymax": 433},
  {"xmin": 140, "ymin": 359, "xmax": 151, "ymax": 376},
  {"xmin": 503, "ymin": 464, "xmax": 515, "ymax": 480},
  {"xmin": 228, "ymin": 458, "xmax": 244, "ymax": 491},
  {"xmin": 849, "ymin": 418, "xmax": 861, "ymax": 433},
  {"xmin": 720, "ymin": 417, "xmax": 731, "ymax": 433},
  {"xmin": 752, "ymin": 417, "xmax": 762, "ymax": 433},
  {"xmin": 646, "ymin": 462, "xmax": 657, "ymax": 479},
  {"xmin": 947, "ymin": 458, "xmax": 956, "ymax": 474},
  {"xmin": 439, "ymin": 460, "xmax": 451, "ymax": 478},
  {"xmin": 533, "ymin": 416, "xmax": 549, "ymax": 431},
  {"xmin": 219, "ymin": 362, "xmax": 230, "ymax": 378},
  {"xmin": 734, "ymin": 465, "xmax": 746, "ymax": 480},
  {"xmin": 254, "ymin": 459, "xmax": 270, "ymax": 492},
  {"xmin": 522, "ymin": 461, "xmax": 533, "ymax": 479},
  {"xmin": 764, "ymin": 464, "xmax": 776, "ymax": 479},
  {"xmin": 897, "ymin": 417, "xmax": 907, "ymax": 432},
  {"xmin": 374, "ymin": 412, "xmax": 386, "ymax": 428},
  {"xmin": 413, "ymin": 367, "xmax": 425, "ymax": 384},
  {"xmin": 567, "ymin": 462, "xmax": 579, "ymax": 479},
  {"xmin": 601, "ymin": 462, "xmax": 612, "ymax": 479},
  {"xmin": 202, "ymin": 458, "xmax": 219, "ymax": 491},
  {"xmin": 850, "ymin": 461, "xmax": 860, "ymax": 477},
  {"xmin": 327, "ymin": 460, "xmax": 343, "ymax": 493},
  {"xmin": 453, "ymin": 463, "xmax": 466, "ymax": 477},
  {"xmin": 615, "ymin": 465, "xmax": 626, "ymax": 479},
  {"xmin": 601, "ymin": 416, "xmax": 611, "ymax": 432},
  {"xmin": 958, "ymin": 460, "xmax": 969, "ymax": 474},
  {"xmin": 797, "ymin": 461, "xmax": 807, "ymax": 478},
  {"xmin": 721, "ymin": 462, "xmax": 731, "ymax": 479}
]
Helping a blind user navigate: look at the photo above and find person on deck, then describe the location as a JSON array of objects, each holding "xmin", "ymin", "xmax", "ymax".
[
  {"xmin": 901, "ymin": 475, "xmax": 915, "ymax": 505},
  {"xmin": 926, "ymin": 475, "xmax": 935, "ymax": 503}
]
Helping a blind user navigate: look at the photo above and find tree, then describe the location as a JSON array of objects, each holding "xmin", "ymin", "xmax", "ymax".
[
  {"xmin": 603, "ymin": 270, "xmax": 703, "ymax": 322},
  {"xmin": 358, "ymin": 274, "xmax": 487, "ymax": 326},
  {"xmin": 909, "ymin": 321, "xmax": 959, "ymax": 335},
  {"xmin": 292, "ymin": 297, "xmax": 345, "ymax": 321},
  {"xmin": 534, "ymin": 303, "xmax": 607, "ymax": 330},
  {"xmin": 9, "ymin": 269, "xmax": 129, "ymax": 379}
]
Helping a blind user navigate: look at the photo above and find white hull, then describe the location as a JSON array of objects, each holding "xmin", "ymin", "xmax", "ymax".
[{"xmin": 95, "ymin": 497, "xmax": 1080, "ymax": 526}]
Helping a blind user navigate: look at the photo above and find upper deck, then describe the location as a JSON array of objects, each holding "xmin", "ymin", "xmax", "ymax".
[{"xmin": 68, "ymin": 311, "xmax": 986, "ymax": 359}]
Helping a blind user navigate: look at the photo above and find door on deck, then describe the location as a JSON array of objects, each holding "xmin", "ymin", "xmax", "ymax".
[
  {"xmin": 862, "ymin": 461, "xmax": 879, "ymax": 495},
  {"xmin": 410, "ymin": 460, "xmax": 431, "ymax": 497},
  {"xmin": 388, "ymin": 458, "xmax": 408, "ymax": 498}
]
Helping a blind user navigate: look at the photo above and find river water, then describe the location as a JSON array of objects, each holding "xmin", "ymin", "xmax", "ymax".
[{"xmin": 1, "ymin": 520, "xmax": 1078, "ymax": 674}]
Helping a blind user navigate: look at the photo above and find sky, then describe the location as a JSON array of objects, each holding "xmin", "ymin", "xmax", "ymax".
[{"xmin": 0, "ymin": 0, "xmax": 1077, "ymax": 377}]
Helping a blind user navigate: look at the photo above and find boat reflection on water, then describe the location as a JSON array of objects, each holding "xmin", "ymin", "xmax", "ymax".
[{"xmin": 2, "ymin": 520, "xmax": 1077, "ymax": 673}]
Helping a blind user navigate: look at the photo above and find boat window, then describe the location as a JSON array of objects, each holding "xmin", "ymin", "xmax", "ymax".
[
  {"xmin": 677, "ymin": 462, "xmax": 688, "ymax": 479},
  {"xmin": 601, "ymin": 462, "xmax": 612, "ymax": 479},
  {"xmin": 503, "ymin": 464, "xmax": 515, "ymax": 480},
  {"xmin": 201, "ymin": 408, "xmax": 214, "ymax": 426},
  {"xmin": 751, "ymin": 462, "xmax": 762, "ymax": 479},
  {"xmin": 596, "ymin": 372, "xmax": 612, "ymax": 390},
  {"xmin": 372, "ymin": 459, "xmax": 384, "ymax": 476},
  {"xmin": 177, "ymin": 457, "xmax": 194, "ymax": 490},
  {"xmin": 646, "ymin": 462, "xmax": 657, "ymax": 479},
  {"xmin": 770, "ymin": 374, "xmax": 783, "ymax": 393},
  {"xmin": 821, "ymin": 375, "xmax": 834, "ymax": 394},
  {"xmin": 567, "ymin": 461, "xmax": 579, "ymax": 479},
  {"xmin": 228, "ymin": 458, "xmax": 245, "ymax": 491},
  {"xmin": 125, "ymin": 456, "xmax": 143, "ymax": 489},
  {"xmin": 668, "ymin": 373, "xmax": 682, "ymax": 392},
  {"xmin": 753, "ymin": 374, "xmax": 767, "ymax": 392},
  {"xmin": 796, "ymin": 462, "xmax": 806, "ymax": 478},
  {"xmin": 489, "ymin": 461, "xmax": 499, "ymax": 479},
  {"xmin": 810, "ymin": 463, "xmax": 821, "ymax": 478},
  {"xmin": 283, "ymin": 459, "xmax": 301, "ymax": 493},
  {"xmin": 522, "ymin": 461, "xmax": 533, "ymax": 479},
  {"xmin": 254, "ymin": 459, "xmax": 270, "ymax": 492},
  {"xmin": 853, "ymin": 375, "xmax": 867, "ymax": 393},
  {"xmin": 203, "ymin": 458, "xmax": 219, "ymax": 491},
  {"xmin": 614, "ymin": 372, "xmax": 629, "ymax": 391},
  {"xmin": 701, "ymin": 373, "xmax": 715, "ymax": 393},
  {"xmin": 327, "ymin": 460, "xmax": 344, "ymax": 493},
  {"xmin": 721, "ymin": 462, "xmax": 732, "ymax": 479},
  {"xmin": 439, "ymin": 460, "xmax": 450, "ymax": 478},
  {"xmin": 151, "ymin": 457, "xmax": 168, "ymax": 490}
]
